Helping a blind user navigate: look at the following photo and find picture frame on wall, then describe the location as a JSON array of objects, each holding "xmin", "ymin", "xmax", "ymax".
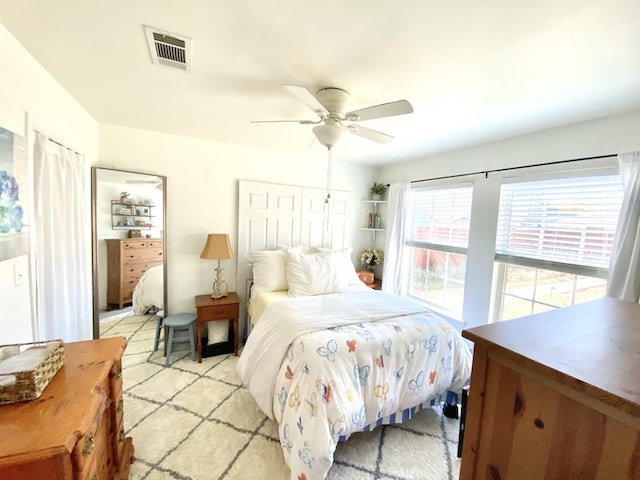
[{"xmin": 0, "ymin": 126, "xmax": 29, "ymax": 262}]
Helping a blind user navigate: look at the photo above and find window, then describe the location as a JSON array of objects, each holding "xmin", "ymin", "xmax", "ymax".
[
  {"xmin": 491, "ymin": 173, "xmax": 623, "ymax": 321},
  {"xmin": 406, "ymin": 185, "xmax": 473, "ymax": 319}
]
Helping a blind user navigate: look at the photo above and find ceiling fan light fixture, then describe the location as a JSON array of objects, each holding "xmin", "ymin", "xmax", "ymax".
[{"xmin": 312, "ymin": 124, "xmax": 347, "ymax": 149}]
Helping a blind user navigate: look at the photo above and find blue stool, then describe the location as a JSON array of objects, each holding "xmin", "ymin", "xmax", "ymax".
[
  {"xmin": 164, "ymin": 313, "xmax": 197, "ymax": 367},
  {"xmin": 153, "ymin": 310, "xmax": 165, "ymax": 353}
]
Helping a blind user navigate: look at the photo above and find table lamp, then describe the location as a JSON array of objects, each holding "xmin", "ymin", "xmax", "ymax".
[{"xmin": 200, "ymin": 233, "xmax": 234, "ymax": 299}]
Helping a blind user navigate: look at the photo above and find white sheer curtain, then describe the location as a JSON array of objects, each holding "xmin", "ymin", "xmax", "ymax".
[
  {"xmin": 382, "ymin": 183, "xmax": 410, "ymax": 295},
  {"xmin": 607, "ymin": 151, "xmax": 640, "ymax": 302},
  {"xmin": 33, "ymin": 132, "xmax": 92, "ymax": 341}
]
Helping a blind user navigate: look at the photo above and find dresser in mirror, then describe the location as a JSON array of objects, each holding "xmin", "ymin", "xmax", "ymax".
[{"xmin": 91, "ymin": 167, "xmax": 167, "ymax": 338}]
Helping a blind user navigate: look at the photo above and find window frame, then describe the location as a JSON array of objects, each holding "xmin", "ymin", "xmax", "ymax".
[
  {"xmin": 404, "ymin": 182, "xmax": 474, "ymax": 320},
  {"xmin": 489, "ymin": 165, "xmax": 623, "ymax": 323}
]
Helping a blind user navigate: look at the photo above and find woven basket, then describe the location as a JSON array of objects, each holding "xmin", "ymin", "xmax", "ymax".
[{"xmin": 0, "ymin": 340, "xmax": 64, "ymax": 405}]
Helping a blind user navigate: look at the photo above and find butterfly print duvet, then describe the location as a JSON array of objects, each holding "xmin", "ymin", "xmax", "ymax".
[{"xmin": 237, "ymin": 290, "xmax": 472, "ymax": 480}]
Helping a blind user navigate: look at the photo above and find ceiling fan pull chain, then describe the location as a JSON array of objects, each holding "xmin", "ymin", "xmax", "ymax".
[
  {"xmin": 325, "ymin": 147, "xmax": 332, "ymax": 232},
  {"xmin": 325, "ymin": 147, "xmax": 332, "ymax": 204}
]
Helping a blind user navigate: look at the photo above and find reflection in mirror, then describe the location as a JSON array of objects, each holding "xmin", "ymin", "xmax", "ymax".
[{"xmin": 91, "ymin": 167, "xmax": 167, "ymax": 338}]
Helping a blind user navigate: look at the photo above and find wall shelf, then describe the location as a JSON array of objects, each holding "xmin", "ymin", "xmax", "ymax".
[
  {"xmin": 361, "ymin": 200, "xmax": 387, "ymax": 242},
  {"xmin": 111, "ymin": 200, "xmax": 156, "ymax": 229}
]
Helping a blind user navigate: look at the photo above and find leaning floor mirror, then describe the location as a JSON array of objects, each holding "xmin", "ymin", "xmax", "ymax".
[{"xmin": 91, "ymin": 167, "xmax": 167, "ymax": 338}]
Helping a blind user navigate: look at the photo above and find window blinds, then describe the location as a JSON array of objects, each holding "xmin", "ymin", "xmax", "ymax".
[
  {"xmin": 495, "ymin": 174, "xmax": 623, "ymax": 276},
  {"xmin": 407, "ymin": 185, "xmax": 473, "ymax": 251}
]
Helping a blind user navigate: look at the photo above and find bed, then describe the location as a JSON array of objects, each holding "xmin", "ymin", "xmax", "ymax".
[
  {"xmin": 132, "ymin": 264, "xmax": 164, "ymax": 315},
  {"xmin": 237, "ymin": 247, "xmax": 473, "ymax": 480}
]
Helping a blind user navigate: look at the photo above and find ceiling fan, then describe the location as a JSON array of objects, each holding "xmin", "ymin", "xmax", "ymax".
[{"xmin": 252, "ymin": 85, "xmax": 413, "ymax": 148}]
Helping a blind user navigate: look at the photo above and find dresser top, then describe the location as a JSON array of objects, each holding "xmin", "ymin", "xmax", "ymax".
[
  {"xmin": 105, "ymin": 237, "xmax": 162, "ymax": 243},
  {"xmin": 0, "ymin": 337, "xmax": 126, "ymax": 461},
  {"xmin": 463, "ymin": 297, "xmax": 640, "ymax": 418}
]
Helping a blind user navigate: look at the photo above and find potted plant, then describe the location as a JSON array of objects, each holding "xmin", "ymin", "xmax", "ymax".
[
  {"xmin": 370, "ymin": 182, "xmax": 387, "ymax": 200},
  {"xmin": 119, "ymin": 191, "xmax": 129, "ymax": 203}
]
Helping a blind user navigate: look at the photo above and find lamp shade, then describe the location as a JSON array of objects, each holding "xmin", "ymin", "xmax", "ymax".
[{"xmin": 200, "ymin": 233, "xmax": 234, "ymax": 260}]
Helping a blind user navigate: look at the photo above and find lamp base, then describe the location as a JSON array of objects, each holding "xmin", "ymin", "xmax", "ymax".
[{"xmin": 211, "ymin": 265, "xmax": 228, "ymax": 299}]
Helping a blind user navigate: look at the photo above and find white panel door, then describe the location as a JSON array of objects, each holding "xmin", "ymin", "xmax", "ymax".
[
  {"xmin": 237, "ymin": 180, "xmax": 302, "ymax": 335},
  {"xmin": 300, "ymin": 187, "xmax": 350, "ymax": 249}
]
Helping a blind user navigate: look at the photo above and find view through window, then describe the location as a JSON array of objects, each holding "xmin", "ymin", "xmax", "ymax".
[
  {"xmin": 492, "ymin": 173, "xmax": 624, "ymax": 321},
  {"xmin": 406, "ymin": 185, "xmax": 473, "ymax": 319}
]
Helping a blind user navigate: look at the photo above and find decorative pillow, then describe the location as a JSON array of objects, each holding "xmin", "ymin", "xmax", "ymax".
[
  {"xmin": 311, "ymin": 247, "xmax": 362, "ymax": 285},
  {"xmin": 247, "ymin": 249, "xmax": 288, "ymax": 299},
  {"xmin": 286, "ymin": 250, "xmax": 349, "ymax": 297}
]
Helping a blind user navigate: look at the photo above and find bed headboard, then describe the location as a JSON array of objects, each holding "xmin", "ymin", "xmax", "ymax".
[{"xmin": 236, "ymin": 180, "xmax": 351, "ymax": 338}]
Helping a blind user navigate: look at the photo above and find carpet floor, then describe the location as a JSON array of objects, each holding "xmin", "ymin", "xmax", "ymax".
[{"xmin": 100, "ymin": 313, "xmax": 463, "ymax": 480}]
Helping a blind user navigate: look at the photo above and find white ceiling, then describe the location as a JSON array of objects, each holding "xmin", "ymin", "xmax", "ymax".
[{"xmin": 1, "ymin": 0, "xmax": 640, "ymax": 166}]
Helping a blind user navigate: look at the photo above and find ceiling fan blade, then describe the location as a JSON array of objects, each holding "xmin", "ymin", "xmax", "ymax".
[
  {"xmin": 251, "ymin": 119, "xmax": 319, "ymax": 125},
  {"xmin": 348, "ymin": 125, "xmax": 394, "ymax": 144},
  {"xmin": 283, "ymin": 85, "xmax": 329, "ymax": 118},
  {"xmin": 346, "ymin": 99, "xmax": 413, "ymax": 122}
]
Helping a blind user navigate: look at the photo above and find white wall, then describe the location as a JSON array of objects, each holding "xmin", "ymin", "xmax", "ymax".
[
  {"xmin": 379, "ymin": 109, "xmax": 640, "ymax": 328},
  {"xmin": 0, "ymin": 22, "xmax": 98, "ymax": 343},
  {"xmin": 98, "ymin": 124, "xmax": 379, "ymax": 315},
  {"xmin": 381, "ymin": 109, "xmax": 640, "ymax": 183}
]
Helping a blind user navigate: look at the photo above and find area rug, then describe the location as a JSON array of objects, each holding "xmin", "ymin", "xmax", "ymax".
[{"xmin": 101, "ymin": 314, "xmax": 462, "ymax": 480}]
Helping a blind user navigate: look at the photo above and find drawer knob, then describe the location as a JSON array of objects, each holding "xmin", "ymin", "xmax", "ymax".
[
  {"xmin": 91, "ymin": 475, "xmax": 99, "ymax": 480},
  {"xmin": 119, "ymin": 428, "xmax": 126, "ymax": 442},
  {"xmin": 83, "ymin": 433, "xmax": 95, "ymax": 457}
]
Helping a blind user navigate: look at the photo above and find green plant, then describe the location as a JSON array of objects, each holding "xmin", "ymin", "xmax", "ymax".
[
  {"xmin": 370, "ymin": 182, "xmax": 387, "ymax": 195},
  {"xmin": 119, "ymin": 191, "xmax": 129, "ymax": 198}
]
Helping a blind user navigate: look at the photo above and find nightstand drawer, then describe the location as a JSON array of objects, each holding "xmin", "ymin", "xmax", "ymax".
[{"xmin": 199, "ymin": 303, "xmax": 239, "ymax": 321}]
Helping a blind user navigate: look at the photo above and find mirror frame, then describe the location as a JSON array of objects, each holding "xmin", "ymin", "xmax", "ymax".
[{"xmin": 91, "ymin": 167, "xmax": 168, "ymax": 338}]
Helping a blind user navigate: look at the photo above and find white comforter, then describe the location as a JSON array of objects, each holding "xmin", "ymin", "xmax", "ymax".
[
  {"xmin": 237, "ymin": 290, "xmax": 472, "ymax": 480},
  {"xmin": 132, "ymin": 265, "xmax": 164, "ymax": 315}
]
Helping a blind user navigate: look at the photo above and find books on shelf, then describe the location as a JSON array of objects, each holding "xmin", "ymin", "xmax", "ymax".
[{"xmin": 367, "ymin": 213, "xmax": 381, "ymax": 229}]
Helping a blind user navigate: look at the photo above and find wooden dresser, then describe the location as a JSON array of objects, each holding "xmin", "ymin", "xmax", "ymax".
[
  {"xmin": 460, "ymin": 297, "xmax": 640, "ymax": 479},
  {"xmin": 106, "ymin": 238, "xmax": 163, "ymax": 310},
  {"xmin": 0, "ymin": 337, "xmax": 134, "ymax": 480}
]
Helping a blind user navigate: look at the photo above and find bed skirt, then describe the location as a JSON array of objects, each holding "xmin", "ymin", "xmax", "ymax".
[{"xmin": 337, "ymin": 390, "xmax": 460, "ymax": 442}]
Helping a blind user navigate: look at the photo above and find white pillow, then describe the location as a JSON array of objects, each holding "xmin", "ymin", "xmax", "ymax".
[
  {"xmin": 278, "ymin": 244, "xmax": 313, "ymax": 255},
  {"xmin": 311, "ymin": 247, "xmax": 362, "ymax": 285},
  {"xmin": 286, "ymin": 250, "xmax": 349, "ymax": 297},
  {"xmin": 247, "ymin": 249, "xmax": 287, "ymax": 299}
]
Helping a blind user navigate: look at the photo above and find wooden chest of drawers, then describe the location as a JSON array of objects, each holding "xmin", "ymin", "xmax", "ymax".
[
  {"xmin": 460, "ymin": 298, "xmax": 640, "ymax": 479},
  {"xmin": 106, "ymin": 238, "xmax": 164, "ymax": 310},
  {"xmin": 0, "ymin": 337, "xmax": 134, "ymax": 480}
]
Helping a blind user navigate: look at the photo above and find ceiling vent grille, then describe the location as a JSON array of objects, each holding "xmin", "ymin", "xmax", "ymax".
[{"xmin": 144, "ymin": 25, "xmax": 191, "ymax": 71}]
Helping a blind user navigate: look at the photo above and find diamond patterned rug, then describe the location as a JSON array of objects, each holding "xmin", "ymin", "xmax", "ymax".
[{"xmin": 101, "ymin": 313, "xmax": 462, "ymax": 480}]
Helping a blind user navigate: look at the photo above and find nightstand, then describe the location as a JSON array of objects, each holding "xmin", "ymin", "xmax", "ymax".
[{"xmin": 194, "ymin": 292, "xmax": 240, "ymax": 362}]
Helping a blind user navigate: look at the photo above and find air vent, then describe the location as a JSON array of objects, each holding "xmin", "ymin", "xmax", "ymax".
[{"xmin": 144, "ymin": 25, "xmax": 191, "ymax": 71}]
